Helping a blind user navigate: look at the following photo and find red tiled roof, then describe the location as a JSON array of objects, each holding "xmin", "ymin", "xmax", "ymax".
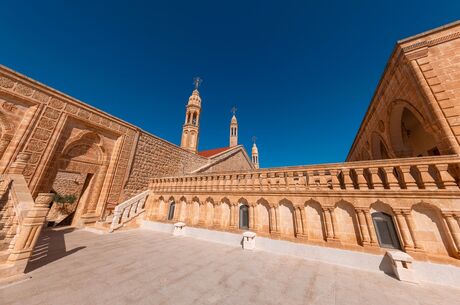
[{"xmin": 198, "ymin": 147, "xmax": 230, "ymax": 158}]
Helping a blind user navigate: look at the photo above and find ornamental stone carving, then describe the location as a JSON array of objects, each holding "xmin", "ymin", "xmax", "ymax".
[
  {"xmin": 49, "ymin": 98, "xmax": 65, "ymax": 109},
  {"xmin": 0, "ymin": 76, "xmax": 15, "ymax": 88},
  {"xmin": 15, "ymin": 83, "xmax": 34, "ymax": 96},
  {"xmin": 35, "ymin": 193, "xmax": 54, "ymax": 207}
]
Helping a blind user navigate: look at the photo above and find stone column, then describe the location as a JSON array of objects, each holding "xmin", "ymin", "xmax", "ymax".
[
  {"xmin": 403, "ymin": 210, "xmax": 423, "ymax": 250},
  {"xmin": 198, "ymin": 202, "xmax": 207, "ymax": 226},
  {"xmin": 356, "ymin": 208, "xmax": 371, "ymax": 246},
  {"xmin": 269, "ymin": 206, "xmax": 276, "ymax": 233},
  {"xmin": 229, "ymin": 204, "xmax": 237, "ymax": 229},
  {"xmin": 323, "ymin": 207, "xmax": 337, "ymax": 241},
  {"xmin": 213, "ymin": 204, "xmax": 221, "ymax": 228},
  {"xmin": 293, "ymin": 207, "xmax": 305, "ymax": 238},
  {"xmin": 248, "ymin": 205, "xmax": 254, "ymax": 230},
  {"xmin": 363, "ymin": 208, "xmax": 378, "ymax": 246},
  {"xmin": 443, "ymin": 212, "xmax": 460, "ymax": 255},
  {"xmin": 274, "ymin": 205, "xmax": 280, "ymax": 232},
  {"xmin": 394, "ymin": 210, "xmax": 415, "ymax": 250},
  {"xmin": 436, "ymin": 164, "xmax": 459, "ymax": 190}
]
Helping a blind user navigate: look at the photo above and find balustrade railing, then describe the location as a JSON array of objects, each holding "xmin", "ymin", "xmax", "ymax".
[
  {"xmin": 150, "ymin": 155, "xmax": 460, "ymax": 193},
  {"xmin": 110, "ymin": 190, "xmax": 149, "ymax": 232},
  {"xmin": 0, "ymin": 174, "xmax": 52, "ymax": 279}
]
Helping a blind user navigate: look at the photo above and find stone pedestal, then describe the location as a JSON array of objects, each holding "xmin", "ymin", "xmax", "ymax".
[
  {"xmin": 242, "ymin": 231, "xmax": 256, "ymax": 250},
  {"xmin": 173, "ymin": 222, "xmax": 186, "ymax": 236},
  {"xmin": 386, "ymin": 250, "xmax": 418, "ymax": 284}
]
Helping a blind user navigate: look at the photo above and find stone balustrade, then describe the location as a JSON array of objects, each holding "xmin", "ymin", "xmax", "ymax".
[
  {"xmin": 0, "ymin": 174, "xmax": 52, "ymax": 279},
  {"xmin": 145, "ymin": 155, "xmax": 460, "ymax": 264},
  {"xmin": 110, "ymin": 190, "xmax": 149, "ymax": 232},
  {"xmin": 150, "ymin": 155, "xmax": 460, "ymax": 193}
]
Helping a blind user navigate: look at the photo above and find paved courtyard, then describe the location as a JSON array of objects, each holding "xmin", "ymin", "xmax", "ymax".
[{"xmin": 1, "ymin": 228, "xmax": 460, "ymax": 305}]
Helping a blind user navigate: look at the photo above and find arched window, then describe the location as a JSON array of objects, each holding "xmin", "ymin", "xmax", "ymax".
[
  {"xmin": 239, "ymin": 205, "xmax": 249, "ymax": 229},
  {"xmin": 372, "ymin": 212, "xmax": 401, "ymax": 249},
  {"xmin": 192, "ymin": 113, "xmax": 197, "ymax": 125},
  {"xmin": 167, "ymin": 201, "xmax": 176, "ymax": 220}
]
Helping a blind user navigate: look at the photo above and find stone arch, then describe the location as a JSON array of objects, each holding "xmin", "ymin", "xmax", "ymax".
[
  {"xmin": 279, "ymin": 199, "xmax": 295, "ymax": 238},
  {"xmin": 334, "ymin": 200, "xmax": 361, "ymax": 245},
  {"xmin": 305, "ymin": 199, "xmax": 326, "ymax": 241},
  {"xmin": 371, "ymin": 132, "xmax": 391, "ymax": 160},
  {"xmin": 178, "ymin": 196, "xmax": 188, "ymax": 222},
  {"xmin": 388, "ymin": 100, "xmax": 440, "ymax": 157},
  {"xmin": 370, "ymin": 200, "xmax": 402, "ymax": 249},
  {"xmin": 411, "ymin": 202, "xmax": 454, "ymax": 257},
  {"xmin": 257, "ymin": 198, "xmax": 271, "ymax": 233}
]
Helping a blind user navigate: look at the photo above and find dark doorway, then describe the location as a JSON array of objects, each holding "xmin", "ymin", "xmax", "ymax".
[
  {"xmin": 239, "ymin": 205, "xmax": 249, "ymax": 230},
  {"xmin": 372, "ymin": 212, "xmax": 401, "ymax": 250},
  {"xmin": 168, "ymin": 201, "xmax": 176, "ymax": 221}
]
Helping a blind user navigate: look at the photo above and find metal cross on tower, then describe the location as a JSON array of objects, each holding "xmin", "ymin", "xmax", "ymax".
[
  {"xmin": 252, "ymin": 136, "xmax": 257, "ymax": 143},
  {"xmin": 193, "ymin": 77, "xmax": 203, "ymax": 90},
  {"xmin": 231, "ymin": 106, "xmax": 237, "ymax": 115}
]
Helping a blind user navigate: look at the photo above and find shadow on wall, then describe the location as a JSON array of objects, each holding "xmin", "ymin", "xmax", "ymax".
[{"xmin": 24, "ymin": 227, "xmax": 85, "ymax": 273}]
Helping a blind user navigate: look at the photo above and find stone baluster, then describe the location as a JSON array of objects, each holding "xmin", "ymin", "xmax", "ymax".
[
  {"xmin": 329, "ymin": 170, "xmax": 340, "ymax": 189},
  {"xmin": 286, "ymin": 172, "xmax": 295, "ymax": 191},
  {"xmin": 307, "ymin": 171, "xmax": 317, "ymax": 189},
  {"xmin": 416, "ymin": 164, "xmax": 438, "ymax": 190},
  {"xmin": 435, "ymin": 164, "xmax": 459, "ymax": 190},
  {"xmin": 383, "ymin": 166, "xmax": 401, "ymax": 190},
  {"xmin": 368, "ymin": 168, "xmax": 384, "ymax": 190},
  {"xmin": 353, "ymin": 168, "xmax": 368, "ymax": 190},
  {"xmin": 442, "ymin": 212, "xmax": 460, "ymax": 255},
  {"xmin": 399, "ymin": 166, "xmax": 419, "ymax": 190},
  {"xmin": 260, "ymin": 173, "xmax": 267, "ymax": 191},
  {"xmin": 341, "ymin": 168, "xmax": 354, "ymax": 189}
]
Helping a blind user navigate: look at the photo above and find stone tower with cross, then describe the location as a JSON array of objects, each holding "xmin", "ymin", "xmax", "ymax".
[
  {"xmin": 230, "ymin": 106, "xmax": 238, "ymax": 147},
  {"xmin": 180, "ymin": 77, "xmax": 202, "ymax": 153}
]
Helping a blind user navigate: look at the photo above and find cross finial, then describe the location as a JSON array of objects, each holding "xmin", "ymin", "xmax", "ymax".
[
  {"xmin": 193, "ymin": 77, "xmax": 203, "ymax": 90},
  {"xmin": 252, "ymin": 136, "xmax": 257, "ymax": 144},
  {"xmin": 231, "ymin": 106, "xmax": 237, "ymax": 115}
]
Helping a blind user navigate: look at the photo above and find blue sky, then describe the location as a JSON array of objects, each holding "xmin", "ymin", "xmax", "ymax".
[{"xmin": 1, "ymin": 1, "xmax": 459, "ymax": 167}]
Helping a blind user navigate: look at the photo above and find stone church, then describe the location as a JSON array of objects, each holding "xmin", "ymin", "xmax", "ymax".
[{"xmin": 1, "ymin": 21, "xmax": 460, "ymax": 287}]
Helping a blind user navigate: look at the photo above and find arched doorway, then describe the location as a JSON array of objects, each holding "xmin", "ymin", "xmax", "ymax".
[
  {"xmin": 167, "ymin": 201, "xmax": 176, "ymax": 221},
  {"xmin": 372, "ymin": 212, "xmax": 401, "ymax": 250},
  {"xmin": 239, "ymin": 205, "xmax": 249, "ymax": 230}
]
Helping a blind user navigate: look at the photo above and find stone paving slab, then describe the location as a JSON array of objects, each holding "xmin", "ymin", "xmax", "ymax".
[{"xmin": 1, "ymin": 227, "xmax": 459, "ymax": 305}]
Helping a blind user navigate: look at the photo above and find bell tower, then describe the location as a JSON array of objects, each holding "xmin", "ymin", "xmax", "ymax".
[
  {"xmin": 252, "ymin": 136, "xmax": 259, "ymax": 169},
  {"xmin": 180, "ymin": 77, "xmax": 202, "ymax": 153},
  {"xmin": 230, "ymin": 106, "xmax": 238, "ymax": 147}
]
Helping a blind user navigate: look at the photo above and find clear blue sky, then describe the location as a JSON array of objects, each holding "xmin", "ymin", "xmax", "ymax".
[{"xmin": 2, "ymin": 1, "xmax": 459, "ymax": 168}]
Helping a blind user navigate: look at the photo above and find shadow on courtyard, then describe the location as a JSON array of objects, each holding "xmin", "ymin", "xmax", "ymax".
[{"xmin": 24, "ymin": 227, "xmax": 85, "ymax": 273}]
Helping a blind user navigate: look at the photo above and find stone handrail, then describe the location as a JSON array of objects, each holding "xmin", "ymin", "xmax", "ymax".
[
  {"xmin": 150, "ymin": 155, "xmax": 460, "ymax": 193},
  {"xmin": 0, "ymin": 174, "xmax": 52, "ymax": 279},
  {"xmin": 110, "ymin": 190, "xmax": 149, "ymax": 232}
]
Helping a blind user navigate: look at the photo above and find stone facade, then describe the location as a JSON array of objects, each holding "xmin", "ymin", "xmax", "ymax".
[{"xmin": 347, "ymin": 21, "xmax": 460, "ymax": 161}]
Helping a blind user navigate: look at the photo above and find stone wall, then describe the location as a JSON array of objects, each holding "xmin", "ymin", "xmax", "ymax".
[{"xmin": 122, "ymin": 132, "xmax": 208, "ymax": 199}]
